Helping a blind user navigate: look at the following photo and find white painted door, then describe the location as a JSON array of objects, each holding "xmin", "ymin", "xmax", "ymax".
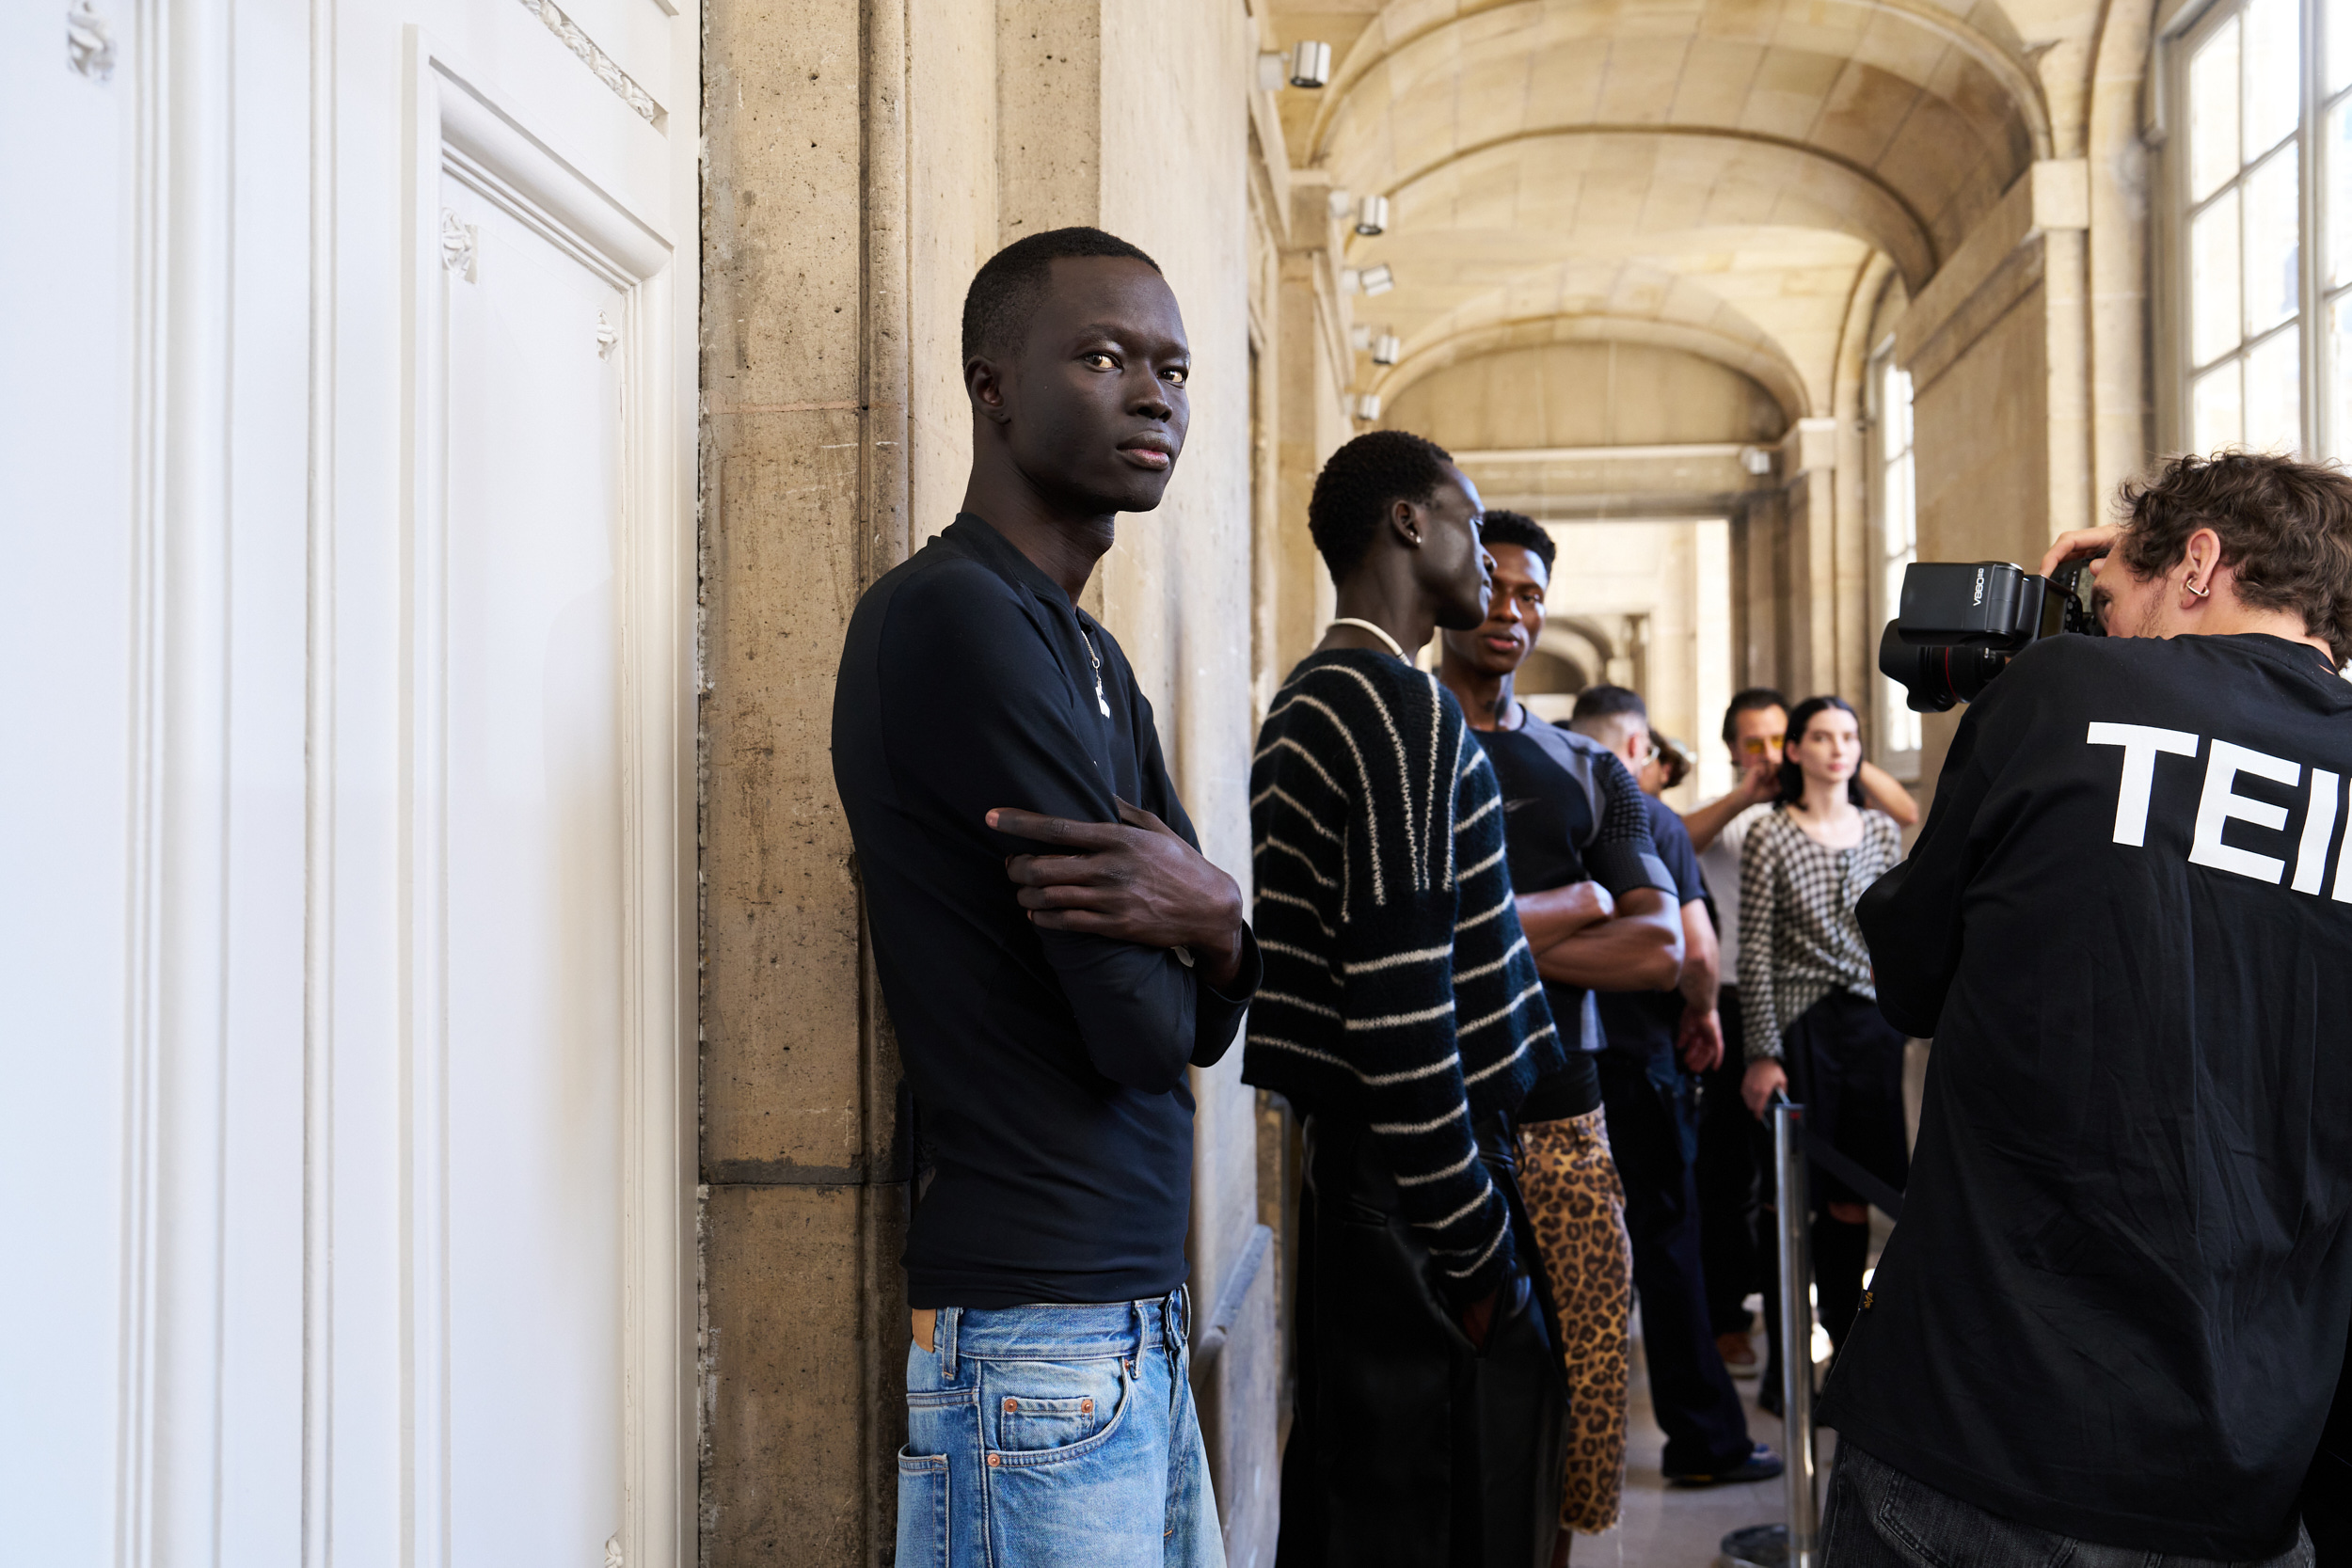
[{"xmin": 0, "ymin": 4, "xmax": 696, "ymax": 1564}]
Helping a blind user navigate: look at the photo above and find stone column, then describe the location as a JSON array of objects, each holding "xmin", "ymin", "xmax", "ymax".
[
  {"xmin": 700, "ymin": 3, "xmax": 914, "ymax": 1562},
  {"xmin": 1895, "ymin": 159, "xmax": 2093, "ymax": 791}
]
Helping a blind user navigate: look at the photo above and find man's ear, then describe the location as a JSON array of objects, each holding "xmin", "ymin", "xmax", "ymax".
[
  {"xmin": 967, "ymin": 355, "xmax": 1012, "ymax": 425},
  {"xmin": 1388, "ymin": 497, "xmax": 1424, "ymax": 549}
]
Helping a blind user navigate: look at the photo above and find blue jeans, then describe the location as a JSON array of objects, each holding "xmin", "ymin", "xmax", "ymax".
[
  {"xmin": 1822, "ymin": 1440, "xmax": 2314, "ymax": 1567},
  {"xmin": 897, "ymin": 1288, "xmax": 1222, "ymax": 1568}
]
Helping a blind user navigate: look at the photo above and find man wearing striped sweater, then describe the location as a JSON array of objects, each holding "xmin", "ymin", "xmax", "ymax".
[{"xmin": 1247, "ymin": 431, "xmax": 1568, "ymax": 1568}]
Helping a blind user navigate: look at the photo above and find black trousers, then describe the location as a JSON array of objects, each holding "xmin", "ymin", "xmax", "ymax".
[
  {"xmin": 1696, "ymin": 986, "xmax": 1765, "ymax": 1337},
  {"xmin": 1596, "ymin": 1050, "xmax": 1756, "ymax": 1475},
  {"xmin": 1784, "ymin": 990, "xmax": 1909, "ymax": 1354},
  {"xmin": 1277, "ymin": 1114, "xmax": 1565, "ymax": 1568}
]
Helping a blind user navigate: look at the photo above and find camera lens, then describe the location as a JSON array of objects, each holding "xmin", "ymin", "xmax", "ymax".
[{"xmin": 1879, "ymin": 622, "xmax": 2011, "ymax": 712}]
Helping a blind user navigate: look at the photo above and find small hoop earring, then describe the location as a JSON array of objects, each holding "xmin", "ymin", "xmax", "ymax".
[{"xmin": 2187, "ymin": 580, "xmax": 2211, "ymax": 598}]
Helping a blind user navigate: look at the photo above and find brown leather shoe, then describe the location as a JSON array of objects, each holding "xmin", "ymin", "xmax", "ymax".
[{"xmin": 1716, "ymin": 1330, "xmax": 1760, "ymax": 1379}]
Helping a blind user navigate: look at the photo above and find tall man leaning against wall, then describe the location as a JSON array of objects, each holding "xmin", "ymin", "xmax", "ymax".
[{"xmin": 832, "ymin": 228, "xmax": 1263, "ymax": 1568}]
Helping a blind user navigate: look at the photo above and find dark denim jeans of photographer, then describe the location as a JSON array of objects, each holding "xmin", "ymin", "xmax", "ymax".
[
  {"xmin": 896, "ymin": 1288, "xmax": 1221, "ymax": 1568},
  {"xmin": 1822, "ymin": 1440, "xmax": 2314, "ymax": 1568}
]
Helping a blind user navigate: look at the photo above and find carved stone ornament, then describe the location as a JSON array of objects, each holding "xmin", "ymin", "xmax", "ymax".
[
  {"xmin": 517, "ymin": 0, "xmax": 660, "ymax": 123},
  {"xmin": 603, "ymin": 1536, "xmax": 623, "ymax": 1568},
  {"xmin": 67, "ymin": 2, "xmax": 115, "ymax": 80},
  {"xmin": 439, "ymin": 211, "xmax": 477, "ymax": 282},
  {"xmin": 596, "ymin": 312, "xmax": 619, "ymax": 359}
]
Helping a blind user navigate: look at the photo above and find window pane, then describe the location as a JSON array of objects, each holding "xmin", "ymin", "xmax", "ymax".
[
  {"xmin": 2244, "ymin": 145, "xmax": 2302, "ymax": 335},
  {"xmin": 2333, "ymin": 101, "xmax": 2352, "ymax": 288},
  {"xmin": 2244, "ymin": 0, "xmax": 2301, "ymax": 159},
  {"xmin": 2193, "ymin": 188, "xmax": 2245, "ymax": 365},
  {"xmin": 2195, "ymin": 359, "xmax": 2246, "ymax": 450},
  {"xmin": 2245, "ymin": 327, "xmax": 2304, "ymax": 452},
  {"xmin": 2334, "ymin": 0, "xmax": 2352, "ymax": 92},
  {"xmin": 1883, "ymin": 365, "xmax": 1913, "ymax": 454},
  {"xmin": 2190, "ymin": 16, "xmax": 2243, "ymax": 201},
  {"xmin": 1885, "ymin": 451, "xmax": 1915, "ymax": 556},
  {"xmin": 2330, "ymin": 297, "xmax": 2352, "ymax": 459}
]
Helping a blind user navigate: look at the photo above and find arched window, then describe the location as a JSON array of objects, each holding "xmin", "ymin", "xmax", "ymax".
[
  {"xmin": 1870, "ymin": 344, "xmax": 1922, "ymax": 762},
  {"xmin": 2166, "ymin": 0, "xmax": 2335, "ymax": 454}
]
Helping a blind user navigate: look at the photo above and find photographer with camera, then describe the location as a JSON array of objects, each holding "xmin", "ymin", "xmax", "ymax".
[{"xmin": 1817, "ymin": 452, "xmax": 2352, "ymax": 1565}]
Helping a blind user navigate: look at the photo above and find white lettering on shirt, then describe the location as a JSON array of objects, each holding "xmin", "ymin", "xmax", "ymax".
[
  {"xmin": 2296, "ymin": 769, "xmax": 2343, "ymax": 895},
  {"xmin": 2189, "ymin": 740, "xmax": 2300, "ymax": 885},
  {"xmin": 2086, "ymin": 722, "xmax": 2201, "ymax": 847}
]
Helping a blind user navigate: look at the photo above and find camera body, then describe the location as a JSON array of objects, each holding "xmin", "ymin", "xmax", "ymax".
[{"xmin": 1879, "ymin": 560, "xmax": 2102, "ymax": 712}]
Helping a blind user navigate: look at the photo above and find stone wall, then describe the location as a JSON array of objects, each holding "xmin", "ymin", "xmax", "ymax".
[{"xmin": 697, "ymin": 5, "xmax": 1345, "ymax": 1563}]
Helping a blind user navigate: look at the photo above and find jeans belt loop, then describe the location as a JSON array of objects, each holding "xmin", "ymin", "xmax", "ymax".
[{"xmin": 942, "ymin": 1306, "xmax": 960, "ymax": 1381}]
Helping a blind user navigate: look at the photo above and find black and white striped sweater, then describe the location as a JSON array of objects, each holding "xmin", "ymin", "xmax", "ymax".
[{"xmin": 1241, "ymin": 649, "xmax": 1565, "ymax": 1303}]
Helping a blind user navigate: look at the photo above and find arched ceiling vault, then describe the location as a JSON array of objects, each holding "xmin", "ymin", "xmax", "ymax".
[
  {"xmin": 1303, "ymin": 0, "xmax": 2050, "ymax": 173},
  {"xmin": 1266, "ymin": 0, "xmax": 2056, "ymax": 451},
  {"xmin": 1306, "ymin": 0, "xmax": 2041, "ymax": 260},
  {"xmin": 1357, "ymin": 127, "xmax": 1937, "ymax": 289},
  {"xmin": 1372, "ymin": 307, "xmax": 1814, "ymax": 428}
]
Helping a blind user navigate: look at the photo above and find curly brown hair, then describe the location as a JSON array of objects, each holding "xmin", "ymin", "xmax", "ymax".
[{"xmin": 2115, "ymin": 451, "xmax": 2352, "ymax": 665}]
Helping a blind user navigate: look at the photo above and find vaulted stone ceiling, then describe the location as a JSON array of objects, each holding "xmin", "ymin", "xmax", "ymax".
[{"xmin": 1265, "ymin": 0, "xmax": 2074, "ymax": 427}]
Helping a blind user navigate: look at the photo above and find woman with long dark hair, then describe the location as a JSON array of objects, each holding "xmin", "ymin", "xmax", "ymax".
[{"xmin": 1734, "ymin": 695, "xmax": 1908, "ymax": 1363}]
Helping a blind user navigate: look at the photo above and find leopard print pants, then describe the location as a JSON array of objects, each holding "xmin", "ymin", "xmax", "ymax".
[{"xmin": 1520, "ymin": 1108, "xmax": 1634, "ymax": 1536}]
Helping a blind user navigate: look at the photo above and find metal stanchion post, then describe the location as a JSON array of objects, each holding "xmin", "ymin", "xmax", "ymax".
[
  {"xmin": 1776, "ymin": 1098, "xmax": 1818, "ymax": 1566},
  {"xmin": 1719, "ymin": 1093, "xmax": 1817, "ymax": 1568}
]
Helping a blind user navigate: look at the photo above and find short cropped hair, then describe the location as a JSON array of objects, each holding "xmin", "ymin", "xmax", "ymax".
[
  {"xmin": 1309, "ymin": 430, "xmax": 1456, "ymax": 584},
  {"xmin": 1570, "ymin": 684, "xmax": 1647, "ymax": 729},
  {"xmin": 2116, "ymin": 451, "xmax": 2352, "ymax": 665},
  {"xmin": 961, "ymin": 228, "xmax": 1162, "ymax": 363},
  {"xmin": 1722, "ymin": 686, "xmax": 1789, "ymax": 749},
  {"xmin": 1480, "ymin": 510, "xmax": 1556, "ymax": 573}
]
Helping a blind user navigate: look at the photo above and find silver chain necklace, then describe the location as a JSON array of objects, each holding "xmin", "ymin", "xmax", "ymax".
[{"xmin": 1078, "ymin": 627, "xmax": 1111, "ymax": 717}]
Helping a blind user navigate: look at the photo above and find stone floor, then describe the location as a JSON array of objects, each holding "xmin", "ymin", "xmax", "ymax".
[{"xmin": 1566, "ymin": 1309, "xmax": 1836, "ymax": 1568}]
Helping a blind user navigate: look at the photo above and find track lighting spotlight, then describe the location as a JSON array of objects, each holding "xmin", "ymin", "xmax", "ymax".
[
  {"xmin": 1355, "ymin": 195, "xmax": 1390, "ymax": 236},
  {"xmin": 1354, "ymin": 393, "xmax": 1382, "ymax": 421},
  {"xmin": 1359, "ymin": 263, "xmax": 1394, "ymax": 296},
  {"xmin": 1372, "ymin": 332, "xmax": 1400, "ymax": 365},
  {"xmin": 1288, "ymin": 40, "xmax": 1331, "ymax": 88}
]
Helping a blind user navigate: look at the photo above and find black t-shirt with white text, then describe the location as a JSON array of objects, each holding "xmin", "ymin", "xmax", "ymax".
[{"xmin": 1823, "ymin": 632, "xmax": 2352, "ymax": 1557}]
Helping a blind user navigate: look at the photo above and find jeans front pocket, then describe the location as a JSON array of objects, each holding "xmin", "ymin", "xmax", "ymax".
[
  {"xmin": 985, "ymin": 1356, "xmax": 1126, "ymax": 1456},
  {"xmin": 980, "ymin": 1352, "xmax": 1169, "ymax": 1568},
  {"xmin": 996, "ymin": 1393, "xmax": 1102, "ymax": 1452},
  {"xmin": 894, "ymin": 1449, "xmax": 949, "ymax": 1567}
]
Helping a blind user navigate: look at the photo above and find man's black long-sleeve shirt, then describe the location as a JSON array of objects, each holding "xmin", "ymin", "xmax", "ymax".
[
  {"xmin": 831, "ymin": 515, "xmax": 1259, "ymax": 1308},
  {"xmin": 1823, "ymin": 631, "xmax": 2352, "ymax": 1557}
]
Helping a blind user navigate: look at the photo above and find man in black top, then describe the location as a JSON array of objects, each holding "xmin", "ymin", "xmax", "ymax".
[
  {"xmin": 1438, "ymin": 516, "xmax": 1776, "ymax": 1518},
  {"xmin": 1566, "ymin": 685, "xmax": 1780, "ymax": 1486},
  {"xmin": 1821, "ymin": 452, "xmax": 2352, "ymax": 1564},
  {"xmin": 832, "ymin": 227, "xmax": 1260, "ymax": 1566}
]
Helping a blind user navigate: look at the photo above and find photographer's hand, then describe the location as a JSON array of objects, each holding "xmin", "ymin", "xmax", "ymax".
[
  {"xmin": 2037, "ymin": 524, "xmax": 2122, "ymax": 579},
  {"xmin": 1742, "ymin": 1057, "xmax": 1788, "ymax": 1120}
]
